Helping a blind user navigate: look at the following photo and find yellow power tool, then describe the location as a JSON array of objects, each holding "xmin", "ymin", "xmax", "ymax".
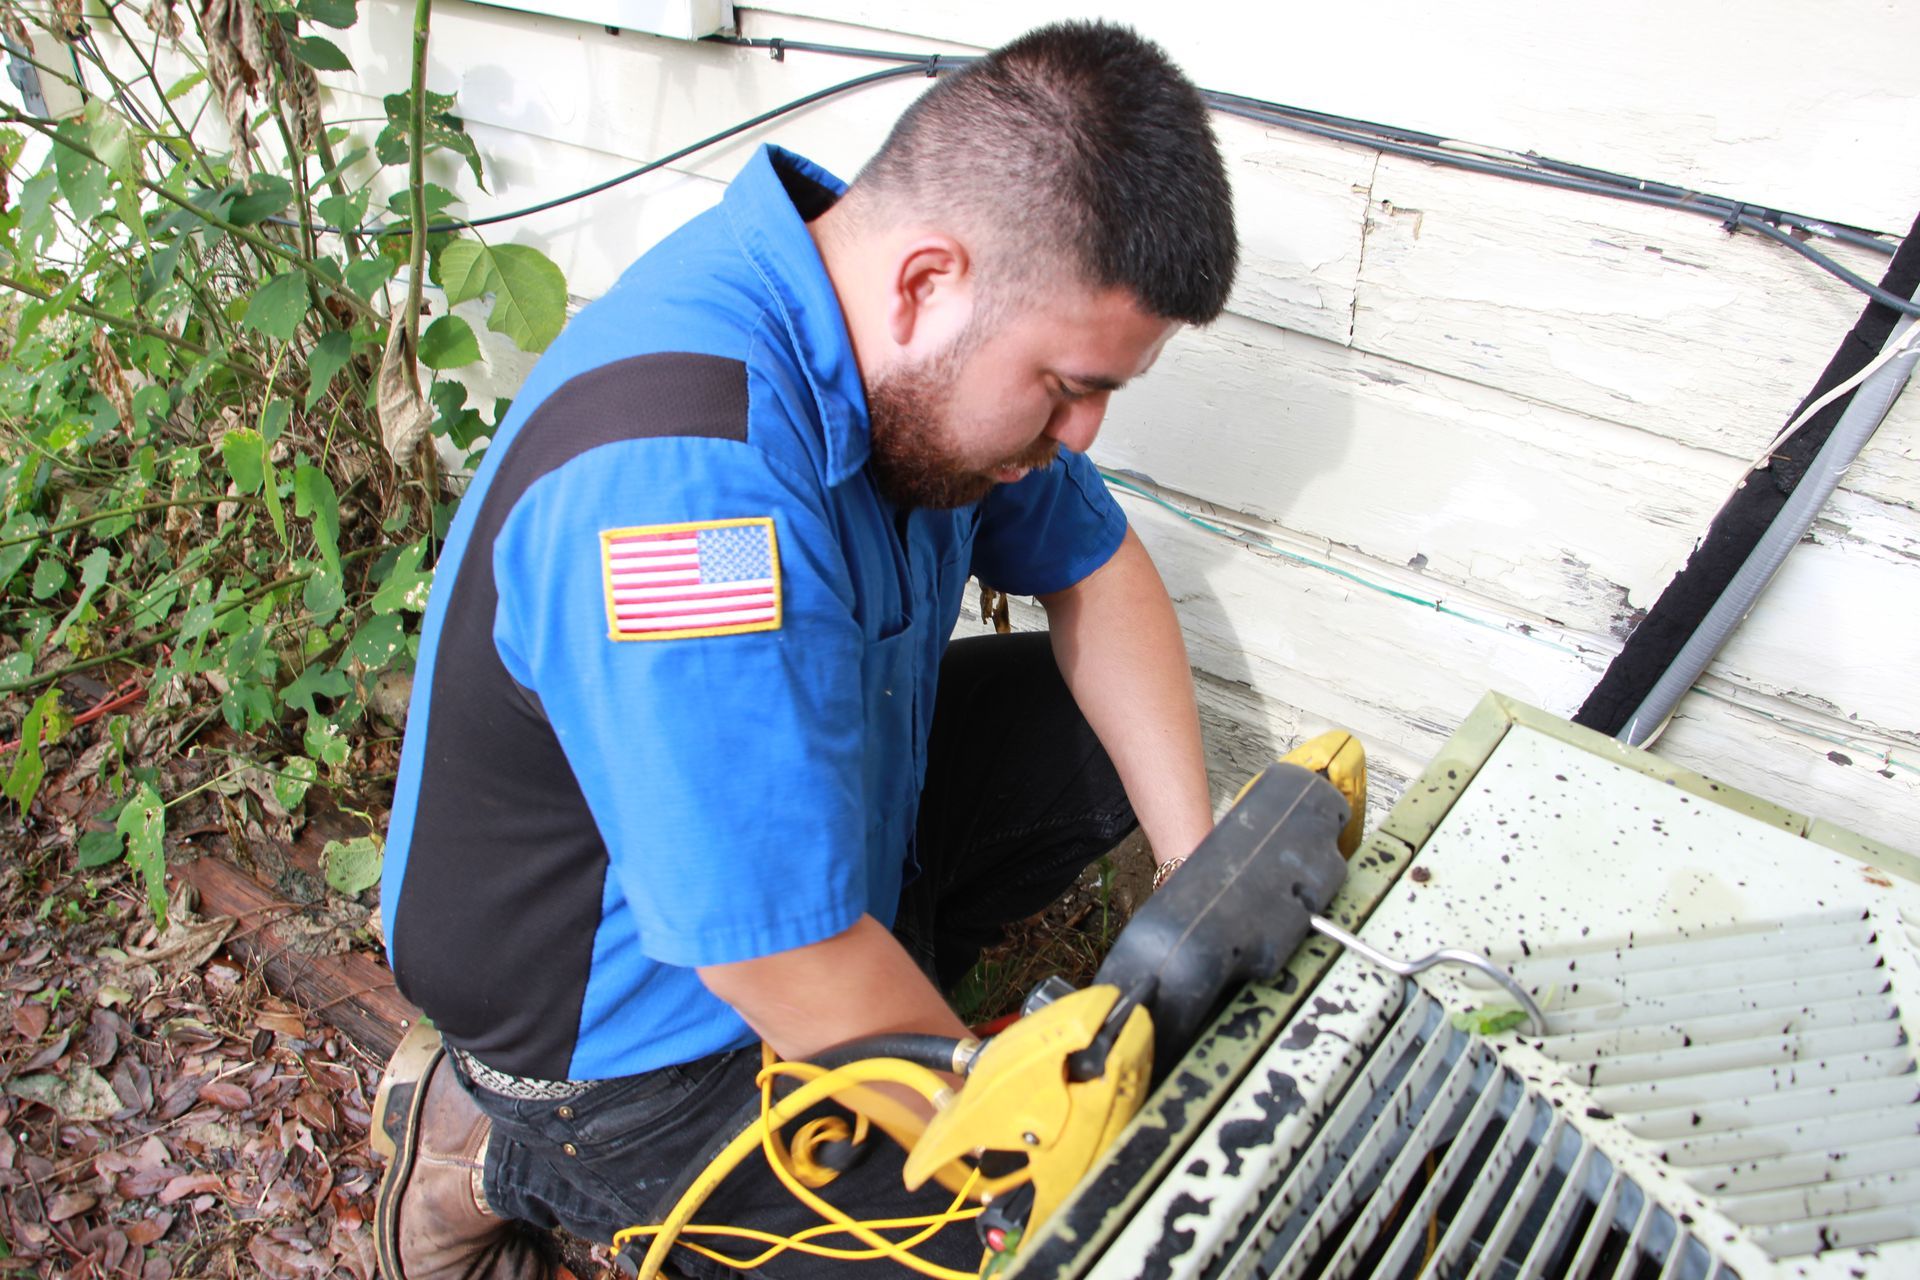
[{"xmin": 622, "ymin": 732, "xmax": 1421, "ymax": 1276}]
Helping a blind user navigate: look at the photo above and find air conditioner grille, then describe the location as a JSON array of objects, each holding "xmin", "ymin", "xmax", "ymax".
[
  {"xmin": 1509, "ymin": 913, "xmax": 1920, "ymax": 1261},
  {"xmin": 1091, "ymin": 970, "xmax": 1738, "ymax": 1280}
]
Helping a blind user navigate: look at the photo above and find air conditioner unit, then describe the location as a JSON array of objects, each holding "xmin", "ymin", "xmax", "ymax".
[{"xmin": 1016, "ymin": 694, "xmax": 1920, "ymax": 1280}]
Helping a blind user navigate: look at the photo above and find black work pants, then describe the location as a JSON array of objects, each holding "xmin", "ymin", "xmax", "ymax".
[{"xmin": 464, "ymin": 633, "xmax": 1137, "ymax": 1277}]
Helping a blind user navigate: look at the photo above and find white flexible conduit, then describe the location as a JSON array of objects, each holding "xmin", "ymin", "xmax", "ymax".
[{"xmin": 1620, "ymin": 292, "xmax": 1920, "ymax": 747}]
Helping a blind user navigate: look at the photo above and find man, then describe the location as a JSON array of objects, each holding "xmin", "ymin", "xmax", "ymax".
[{"xmin": 373, "ymin": 19, "xmax": 1237, "ymax": 1279}]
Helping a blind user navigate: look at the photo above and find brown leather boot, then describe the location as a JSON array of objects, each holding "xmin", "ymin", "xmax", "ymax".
[{"xmin": 373, "ymin": 1025, "xmax": 555, "ymax": 1280}]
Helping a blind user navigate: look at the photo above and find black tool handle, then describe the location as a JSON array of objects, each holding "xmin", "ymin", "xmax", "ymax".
[{"xmin": 1094, "ymin": 763, "xmax": 1350, "ymax": 1083}]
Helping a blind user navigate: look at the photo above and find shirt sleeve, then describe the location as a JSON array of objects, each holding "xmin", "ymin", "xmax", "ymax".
[
  {"xmin": 490, "ymin": 434, "xmax": 867, "ymax": 969},
  {"xmin": 970, "ymin": 446, "xmax": 1129, "ymax": 596}
]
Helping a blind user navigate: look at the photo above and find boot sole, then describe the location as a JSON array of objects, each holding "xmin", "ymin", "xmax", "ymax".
[{"xmin": 374, "ymin": 1044, "xmax": 444, "ymax": 1280}]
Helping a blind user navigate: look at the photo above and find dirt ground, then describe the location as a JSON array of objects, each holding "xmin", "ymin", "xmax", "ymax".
[{"xmin": 0, "ymin": 701, "xmax": 1150, "ymax": 1278}]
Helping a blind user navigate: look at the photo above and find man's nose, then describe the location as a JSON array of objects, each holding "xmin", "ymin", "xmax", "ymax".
[{"xmin": 1046, "ymin": 394, "xmax": 1111, "ymax": 453}]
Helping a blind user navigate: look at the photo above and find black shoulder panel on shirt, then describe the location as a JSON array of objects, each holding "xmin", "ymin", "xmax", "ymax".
[{"xmin": 391, "ymin": 352, "xmax": 748, "ymax": 1080}]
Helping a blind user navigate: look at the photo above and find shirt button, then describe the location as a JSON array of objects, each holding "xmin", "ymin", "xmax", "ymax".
[
  {"xmin": 557, "ymin": 1105, "xmax": 574, "ymax": 1120},
  {"xmin": 563, "ymin": 1143, "xmax": 578, "ymax": 1157}
]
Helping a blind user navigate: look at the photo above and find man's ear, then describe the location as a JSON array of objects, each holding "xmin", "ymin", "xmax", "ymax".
[{"xmin": 886, "ymin": 234, "xmax": 974, "ymax": 353}]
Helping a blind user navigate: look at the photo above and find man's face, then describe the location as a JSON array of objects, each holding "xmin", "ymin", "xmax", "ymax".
[{"xmin": 865, "ymin": 283, "xmax": 1177, "ymax": 510}]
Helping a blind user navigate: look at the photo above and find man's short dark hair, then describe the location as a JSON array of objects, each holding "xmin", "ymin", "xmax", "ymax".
[{"xmin": 851, "ymin": 21, "xmax": 1238, "ymax": 325}]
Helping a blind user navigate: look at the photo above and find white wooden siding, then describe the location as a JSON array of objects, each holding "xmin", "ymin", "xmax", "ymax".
[{"xmin": 88, "ymin": 1, "xmax": 1920, "ymax": 847}]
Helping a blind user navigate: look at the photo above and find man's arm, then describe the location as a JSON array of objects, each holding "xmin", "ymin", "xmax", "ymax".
[
  {"xmin": 1038, "ymin": 528, "xmax": 1213, "ymax": 868},
  {"xmin": 697, "ymin": 914, "xmax": 970, "ymax": 1062},
  {"xmin": 699, "ymin": 916, "xmax": 970, "ymax": 1138}
]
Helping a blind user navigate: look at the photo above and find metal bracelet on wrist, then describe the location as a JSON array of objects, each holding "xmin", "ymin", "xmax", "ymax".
[{"xmin": 1150, "ymin": 856, "xmax": 1185, "ymax": 891}]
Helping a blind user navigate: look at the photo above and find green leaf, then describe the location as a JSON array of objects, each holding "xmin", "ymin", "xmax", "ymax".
[
  {"xmin": 435, "ymin": 241, "xmax": 567, "ymax": 353},
  {"xmin": 430, "ymin": 379, "xmax": 486, "ymax": 450},
  {"xmin": 220, "ymin": 428, "xmax": 266, "ymax": 494},
  {"xmin": 321, "ymin": 834, "xmax": 383, "ymax": 895},
  {"xmin": 52, "ymin": 129, "xmax": 109, "ymax": 223},
  {"xmin": 261, "ymin": 444, "xmax": 287, "ymax": 549},
  {"xmin": 371, "ymin": 540, "xmax": 432, "ymax": 615},
  {"xmin": 165, "ymin": 70, "xmax": 207, "ymax": 101},
  {"xmin": 76, "ymin": 828, "xmax": 125, "ymax": 868},
  {"xmin": 376, "ymin": 90, "xmax": 485, "ymax": 188},
  {"xmin": 127, "ymin": 581, "xmax": 178, "ymax": 629},
  {"xmin": 347, "ymin": 612, "xmax": 406, "ymax": 668},
  {"xmin": 297, "ymin": 0, "xmax": 359, "ymax": 29},
  {"xmin": 29, "ymin": 556, "xmax": 66, "ymax": 600},
  {"xmin": 281, "ymin": 663, "xmax": 350, "ymax": 718},
  {"xmin": 3, "ymin": 689, "xmax": 61, "ymax": 813},
  {"xmin": 48, "ymin": 548, "xmax": 110, "ymax": 649},
  {"xmin": 305, "ymin": 720, "xmax": 350, "ymax": 770},
  {"xmin": 343, "ymin": 254, "xmax": 396, "ymax": 303},
  {"xmin": 139, "ymin": 235, "xmax": 187, "ymax": 303},
  {"xmin": 305, "ymin": 330, "xmax": 355, "ymax": 410},
  {"xmin": 317, "ymin": 189, "xmax": 369, "ymax": 236},
  {"xmin": 0, "ymin": 516, "xmax": 43, "ymax": 592},
  {"xmin": 273, "ymin": 757, "xmax": 318, "ymax": 811},
  {"xmin": 417, "ymin": 314, "xmax": 480, "ymax": 369},
  {"xmin": 227, "ymin": 174, "xmax": 294, "ymax": 226},
  {"xmin": 1449, "ymin": 1005, "xmax": 1531, "ymax": 1036},
  {"xmin": 221, "ymin": 678, "xmax": 276, "ymax": 733},
  {"xmin": 243, "ymin": 272, "xmax": 310, "ymax": 341},
  {"xmin": 388, "ymin": 182, "xmax": 460, "ymax": 221},
  {"xmin": 293, "ymin": 465, "xmax": 341, "ymax": 573},
  {"xmin": 302, "ymin": 562, "xmax": 344, "ymax": 623},
  {"xmin": 435, "ymin": 239, "xmax": 494, "ymax": 306},
  {"xmin": 293, "ymin": 34, "xmax": 353, "ymax": 72},
  {"xmin": 84, "ymin": 101, "xmax": 135, "ymax": 181},
  {"xmin": 17, "ymin": 167, "xmax": 57, "ymax": 250},
  {"xmin": 116, "ymin": 783, "xmax": 168, "ymax": 927},
  {"xmin": 314, "ymin": 147, "xmax": 369, "ymax": 193}
]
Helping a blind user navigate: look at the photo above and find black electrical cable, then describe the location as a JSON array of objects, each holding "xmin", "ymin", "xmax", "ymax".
[
  {"xmin": 274, "ymin": 61, "xmax": 930, "ymax": 238},
  {"xmin": 718, "ymin": 39, "xmax": 1911, "ymax": 311},
  {"xmin": 256, "ymin": 30, "xmax": 1912, "ymax": 317},
  {"xmin": 1205, "ymin": 97, "xmax": 1918, "ymax": 316}
]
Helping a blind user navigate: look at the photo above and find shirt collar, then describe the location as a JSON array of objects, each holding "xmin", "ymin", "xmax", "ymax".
[{"xmin": 725, "ymin": 145, "xmax": 870, "ymax": 485}]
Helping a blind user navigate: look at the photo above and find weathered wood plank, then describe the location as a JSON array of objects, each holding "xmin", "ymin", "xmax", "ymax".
[
  {"xmin": 1351, "ymin": 154, "xmax": 1912, "ymax": 505},
  {"xmin": 1708, "ymin": 487, "xmax": 1920, "ymax": 741},
  {"xmin": 755, "ymin": 0, "xmax": 1920, "ymax": 232},
  {"xmin": 1213, "ymin": 117, "xmax": 1373, "ymax": 346},
  {"xmin": 1653, "ymin": 689, "xmax": 1920, "ymax": 853},
  {"xmin": 1097, "ymin": 314, "xmax": 1742, "ymax": 642},
  {"xmin": 1076, "ymin": 491, "xmax": 1920, "ymax": 852}
]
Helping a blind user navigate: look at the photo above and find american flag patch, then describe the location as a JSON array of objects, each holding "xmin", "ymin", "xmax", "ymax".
[{"xmin": 600, "ymin": 518, "xmax": 782, "ymax": 641}]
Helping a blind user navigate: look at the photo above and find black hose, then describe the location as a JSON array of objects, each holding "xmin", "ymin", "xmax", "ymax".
[{"xmin": 806, "ymin": 1034, "xmax": 970, "ymax": 1074}]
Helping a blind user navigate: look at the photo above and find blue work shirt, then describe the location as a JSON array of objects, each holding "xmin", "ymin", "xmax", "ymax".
[{"xmin": 380, "ymin": 146, "xmax": 1128, "ymax": 1081}]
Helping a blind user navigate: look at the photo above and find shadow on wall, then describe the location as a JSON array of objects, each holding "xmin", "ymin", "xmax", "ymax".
[{"xmin": 1093, "ymin": 320, "xmax": 1358, "ymax": 775}]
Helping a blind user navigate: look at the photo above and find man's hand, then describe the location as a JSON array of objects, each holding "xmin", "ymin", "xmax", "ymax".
[{"xmin": 1039, "ymin": 527, "xmax": 1214, "ymax": 869}]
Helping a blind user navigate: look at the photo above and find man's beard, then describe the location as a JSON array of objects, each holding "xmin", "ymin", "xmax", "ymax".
[{"xmin": 865, "ymin": 343, "xmax": 1057, "ymax": 511}]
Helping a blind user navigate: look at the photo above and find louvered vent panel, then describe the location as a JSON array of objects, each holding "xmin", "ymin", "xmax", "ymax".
[
  {"xmin": 1090, "ymin": 962, "xmax": 1740, "ymax": 1280},
  {"xmin": 1076, "ymin": 723, "xmax": 1920, "ymax": 1280},
  {"xmin": 1509, "ymin": 913, "xmax": 1920, "ymax": 1260}
]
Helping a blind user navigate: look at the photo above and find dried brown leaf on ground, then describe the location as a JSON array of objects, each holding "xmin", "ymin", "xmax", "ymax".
[{"xmin": 0, "ymin": 731, "xmax": 390, "ymax": 1280}]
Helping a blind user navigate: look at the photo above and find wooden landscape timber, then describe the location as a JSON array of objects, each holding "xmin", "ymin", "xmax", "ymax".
[{"xmin": 167, "ymin": 807, "xmax": 419, "ymax": 1061}]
